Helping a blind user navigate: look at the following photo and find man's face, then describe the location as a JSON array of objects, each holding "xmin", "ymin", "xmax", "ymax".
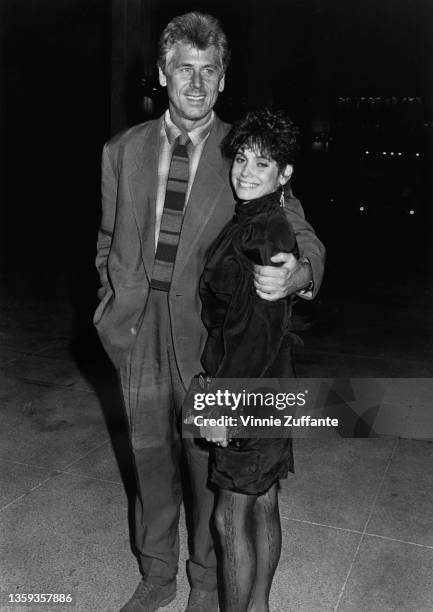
[{"xmin": 159, "ymin": 42, "xmax": 225, "ymax": 130}]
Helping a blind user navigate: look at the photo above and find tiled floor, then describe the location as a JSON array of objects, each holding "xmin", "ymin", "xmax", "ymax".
[{"xmin": 1, "ymin": 269, "xmax": 432, "ymax": 611}]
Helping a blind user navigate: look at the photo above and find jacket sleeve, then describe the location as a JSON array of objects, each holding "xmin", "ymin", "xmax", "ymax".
[
  {"xmin": 283, "ymin": 190, "xmax": 326, "ymax": 299},
  {"xmin": 95, "ymin": 143, "xmax": 116, "ymax": 303},
  {"xmin": 213, "ymin": 215, "xmax": 296, "ymax": 378}
]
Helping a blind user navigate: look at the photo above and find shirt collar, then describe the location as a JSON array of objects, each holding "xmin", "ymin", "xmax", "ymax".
[{"xmin": 164, "ymin": 110, "xmax": 214, "ymax": 146}]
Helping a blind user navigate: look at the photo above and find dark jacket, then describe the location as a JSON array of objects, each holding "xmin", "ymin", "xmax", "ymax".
[{"xmin": 200, "ymin": 189, "xmax": 301, "ymax": 379}]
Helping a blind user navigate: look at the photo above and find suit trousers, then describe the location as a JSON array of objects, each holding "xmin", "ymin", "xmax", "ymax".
[{"xmin": 119, "ymin": 289, "xmax": 217, "ymax": 589}]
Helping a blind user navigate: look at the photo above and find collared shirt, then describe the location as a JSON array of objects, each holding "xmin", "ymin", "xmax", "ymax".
[{"xmin": 154, "ymin": 110, "xmax": 214, "ymax": 246}]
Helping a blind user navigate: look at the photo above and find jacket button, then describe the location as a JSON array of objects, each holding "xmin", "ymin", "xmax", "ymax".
[{"xmin": 130, "ymin": 326, "xmax": 137, "ymax": 335}]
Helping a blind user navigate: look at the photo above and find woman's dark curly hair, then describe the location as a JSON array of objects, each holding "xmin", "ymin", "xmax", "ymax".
[{"xmin": 222, "ymin": 108, "xmax": 300, "ymax": 170}]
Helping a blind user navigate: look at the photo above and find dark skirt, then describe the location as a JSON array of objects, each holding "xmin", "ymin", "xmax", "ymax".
[
  {"xmin": 209, "ymin": 436, "xmax": 294, "ymax": 495},
  {"xmin": 208, "ymin": 345, "xmax": 296, "ymax": 495}
]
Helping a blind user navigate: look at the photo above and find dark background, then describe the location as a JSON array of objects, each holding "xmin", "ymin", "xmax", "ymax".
[{"xmin": 1, "ymin": 0, "xmax": 432, "ymax": 373}]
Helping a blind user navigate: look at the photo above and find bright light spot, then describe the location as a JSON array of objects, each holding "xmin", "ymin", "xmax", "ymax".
[
  {"xmin": 365, "ymin": 150, "xmax": 370, "ymax": 154},
  {"xmin": 415, "ymin": 153, "xmax": 420, "ymax": 157},
  {"xmin": 359, "ymin": 206, "xmax": 365, "ymax": 212},
  {"xmin": 390, "ymin": 152, "xmax": 394, "ymax": 156},
  {"xmin": 382, "ymin": 151, "xmax": 387, "ymax": 155},
  {"xmin": 398, "ymin": 152, "xmax": 402, "ymax": 156},
  {"xmin": 409, "ymin": 210, "xmax": 415, "ymax": 215}
]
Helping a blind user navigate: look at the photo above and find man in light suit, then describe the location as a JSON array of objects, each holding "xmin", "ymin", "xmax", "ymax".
[{"xmin": 95, "ymin": 12, "xmax": 325, "ymax": 612}]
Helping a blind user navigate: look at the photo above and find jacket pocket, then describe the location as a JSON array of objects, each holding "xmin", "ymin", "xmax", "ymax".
[{"xmin": 93, "ymin": 289, "xmax": 113, "ymax": 326}]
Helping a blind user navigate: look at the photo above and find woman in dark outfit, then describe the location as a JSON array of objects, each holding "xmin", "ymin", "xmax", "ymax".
[{"xmin": 198, "ymin": 109, "xmax": 301, "ymax": 612}]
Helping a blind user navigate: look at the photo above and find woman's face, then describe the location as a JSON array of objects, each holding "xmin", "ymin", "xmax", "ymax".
[{"xmin": 231, "ymin": 147, "xmax": 285, "ymax": 201}]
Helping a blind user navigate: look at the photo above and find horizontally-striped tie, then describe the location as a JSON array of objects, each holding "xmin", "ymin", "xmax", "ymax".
[{"xmin": 151, "ymin": 135, "xmax": 190, "ymax": 291}]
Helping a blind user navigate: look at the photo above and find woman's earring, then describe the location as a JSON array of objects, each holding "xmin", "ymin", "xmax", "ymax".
[{"xmin": 280, "ymin": 186, "xmax": 285, "ymax": 207}]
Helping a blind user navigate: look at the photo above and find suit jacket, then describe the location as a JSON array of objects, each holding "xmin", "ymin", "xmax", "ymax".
[{"xmin": 94, "ymin": 114, "xmax": 325, "ymax": 385}]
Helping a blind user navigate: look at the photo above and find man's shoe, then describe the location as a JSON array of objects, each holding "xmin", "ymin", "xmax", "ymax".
[
  {"xmin": 185, "ymin": 588, "xmax": 218, "ymax": 612},
  {"xmin": 120, "ymin": 579, "xmax": 176, "ymax": 612}
]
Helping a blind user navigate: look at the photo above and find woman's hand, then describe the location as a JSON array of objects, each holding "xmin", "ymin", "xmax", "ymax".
[{"xmin": 200, "ymin": 423, "xmax": 228, "ymax": 447}]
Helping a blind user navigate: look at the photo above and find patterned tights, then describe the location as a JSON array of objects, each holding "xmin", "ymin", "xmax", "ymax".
[{"xmin": 214, "ymin": 483, "xmax": 281, "ymax": 612}]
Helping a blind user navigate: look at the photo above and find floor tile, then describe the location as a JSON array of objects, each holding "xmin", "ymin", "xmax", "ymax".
[
  {"xmin": 269, "ymin": 518, "xmax": 361, "ymax": 611},
  {"xmin": 29, "ymin": 342, "xmax": 105, "ymax": 392},
  {"xmin": 279, "ymin": 439, "xmax": 396, "ymax": 531},
  {"xmin": 62, "ymin": 437, "xmax": 132, "ymax": 488},
  {"xmin": 388, "ymin": 359, "xmax": 433, "ymax": 377},
  {"xmin": 296, "ymin": 353, "xmax": 433, "ymax": 377},
  {"xmin": 366, "ymin": 439, "xmax": 433, "ymax": 546},
  {"xmin": 0, "ymin": 347, "xmax": 20, "ymax": 366},
  {"xmin": 336, "ymin": 535, "xmax": 433, "ymax": 611},
  {"xmin": 293, "ymin": 378, "xmax": 411, "ymax": 438},
  {"xmin": 301, "ymin": 298, "xmax": 433, "ymax": 366},
  {"xmin": 0, "ymin": 471, "xmax": 135, "ymax": 612},
  {"xmin": 322, "ymin": 326, "xmax": 433, "ymax": 365},
  {"xmin": 402, "ymin": 402, "xmax": 433, "ymax": 440},
  {"xmin": 0, "ymin": 291, "xmax": 71, "ymax": 354},
  {"xmin": 0, "ymin": 329, "xmax": 65, "ymax": 355},
  {"xmin": 0, "ymin": 373, "xmax": 109, "ymax": 469},
  {"xmin": 37, "ymin": 343, "xmax": 75, "ymax": 360},
  {"xmin": 2, "ymin": 354, "xmax": 87, "ymax": 388},
  {"xmin": 0, "ymin": 317, "xmax": 72, "ymax": 352},
  {"xmin": 0, "ymin": 461, "xmax": 51, "ymax": 510},
  {"xmin": 0, "ymin": 471, "xmax": 190, "ymax": 612},
  {"xmin": 397, "ymin": 380, "xmax": 433, "ymax": 440},
  {"xmin": 294, "ymin": 348, "xmax": 401, "ymax": 377},
  {"xmin": 333, "ymin": 378, "xmax": 432, "ymax": 439}
]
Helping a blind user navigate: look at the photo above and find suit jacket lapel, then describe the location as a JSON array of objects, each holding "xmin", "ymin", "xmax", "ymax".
[
  {"xmin": 128, "ymin": 118, "xmax": 162, "ymax": 280},
  {"xmin": 173, "ymin": 119, "xmax": 232, "ymax": 283}
]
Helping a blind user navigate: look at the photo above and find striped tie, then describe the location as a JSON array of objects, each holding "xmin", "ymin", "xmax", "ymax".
[{"xmin": 151, "ymin": 136, "xmax": 190, "ymax": 291}]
